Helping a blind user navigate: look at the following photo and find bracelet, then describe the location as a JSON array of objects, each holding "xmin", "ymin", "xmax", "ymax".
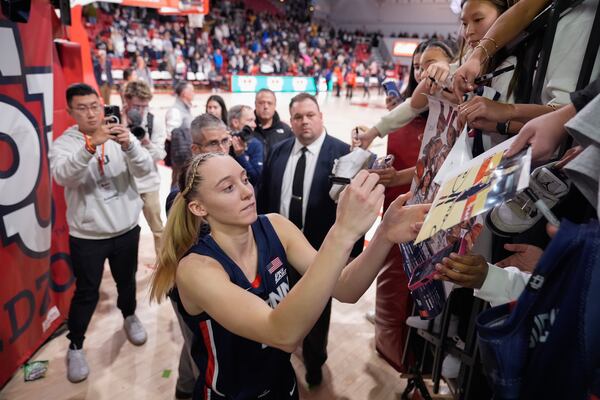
[
  {"xmin": 505, "ymin": 120, "xmax": 512, "ymax": 135},
  {"xmin": 83, "ymin": 136, "xmax": 96, "ymax": 155},
  {"xmin": 474, "ymin": 44, "xmax": 490, "ymax": 66},
  {"xmin": 496, "ymin": 121, "xmax": 507, "ymax": 135},
  {"xmin": 479, "ymin": 37, "xmax": 499, "ymax": 51}
]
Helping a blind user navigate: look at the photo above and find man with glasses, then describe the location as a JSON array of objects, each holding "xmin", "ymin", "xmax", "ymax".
[
  {"xmin": 122, "ymin": 80, "xmax": 166, "ymax": 258},
  {"xmin": 49, "ymin": 83, "xmax": 154, "ymax": 383}
]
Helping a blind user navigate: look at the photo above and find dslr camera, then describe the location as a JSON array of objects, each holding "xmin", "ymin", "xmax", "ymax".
[
  {"xmin": 231, "ymin": 125, "xmax": 254, "ymax": 142},
  {"xmin": 126, "ymin": 107, "xmax": 147, "ymax": 140}
]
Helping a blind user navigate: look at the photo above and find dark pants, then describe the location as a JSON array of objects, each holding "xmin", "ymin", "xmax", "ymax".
[
  {"xmin": 67, "ymin": 226, "xmax": 140, "ymax": 348},
  {"xmin": 288, "ymin": 267, "xmax": 331, "ymax": 374}
]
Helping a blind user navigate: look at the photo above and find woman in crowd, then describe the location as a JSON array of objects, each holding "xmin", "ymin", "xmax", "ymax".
[{"xmin": 205, "ymin": 94, "xmax": 228, "ymax": 124}]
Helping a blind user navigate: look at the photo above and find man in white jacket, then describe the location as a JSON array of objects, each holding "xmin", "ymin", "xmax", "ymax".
[{"xmin": 49, "ymin": 83, "xmax": 154, "ymax": 383}]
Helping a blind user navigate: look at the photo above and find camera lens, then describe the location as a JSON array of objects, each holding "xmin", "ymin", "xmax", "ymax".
[{"xmin": 131, "ymin": 126, "xmax": 146, "ymax": 140}]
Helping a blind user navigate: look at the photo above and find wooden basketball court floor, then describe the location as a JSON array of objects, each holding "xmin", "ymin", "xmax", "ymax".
[{"xmin": 1, "ymin": 91, "xmax": 411, "ymax": 399}]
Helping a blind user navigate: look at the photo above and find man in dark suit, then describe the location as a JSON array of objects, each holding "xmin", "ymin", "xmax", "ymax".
[{"xmin": 258, "ymin": 92, "xmax": 363, "ymax": 387}]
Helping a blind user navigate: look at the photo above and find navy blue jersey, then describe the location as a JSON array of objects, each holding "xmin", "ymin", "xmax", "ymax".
[{"xmin": 172, "ymin": 215, "xmax": 298, "ymax": 400}]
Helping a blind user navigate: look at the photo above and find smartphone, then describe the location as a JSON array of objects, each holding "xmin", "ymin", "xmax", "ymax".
[
  {"xmin": 104, "ymin": 105, "xmax": 121, "ymax": 125},
  {"xmin": 382, "ymin": 79, "xmax": 401, "ymax": 99}
]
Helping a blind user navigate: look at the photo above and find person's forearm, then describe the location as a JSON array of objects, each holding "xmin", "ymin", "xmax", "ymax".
[
  {"xmin": 49, "ymin": 145, "xmax": 94, "ymax": 188},
  {"xmin": 125, "ymin": 137, "xmax": 155, "ymax": 177},
  {"xmin": 471, "ymin": 0, "xmax": 550, "ymax": 63},
  {"xmin": 474, "ymin": 264, "xmax": 530, "ymax": 307},
  {"xmin": 375, "ymin": 97, "xmax": 420, "ymax": 137},
  {"xmin": 411, "ymin": 81, "xmax": 430, "ymax": 110},
  {"xmin": 331, "ymin": 227, "xmax": 394, "ymax": 303},
  {"xmin": 269, "ymin": 225, "xmax": 357, "ymax": 344},
  {"xmin": 506, "ymin": 103, "xmax": 555, "ymax": 124}
]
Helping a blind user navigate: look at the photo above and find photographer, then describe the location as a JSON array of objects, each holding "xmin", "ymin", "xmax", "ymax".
[
  {"xmin": 122, "ymin": 80, "xmax": 166, "ymax": 258},
  {"xmin": 49, "ymin": 83, "xmax": 154, "ymax": 383},
  {"xmin": 228, "ymin": 104, "xmax": 264, "ymax": 187}
]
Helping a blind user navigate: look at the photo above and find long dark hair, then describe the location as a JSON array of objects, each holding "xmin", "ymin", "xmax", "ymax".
[
  {"xmin": 459, "ymin": 0, "xmax": 523, "ymax": 100},
  {"xmin": 402, "ymin": 40, "xmax": 431, "ymax": 98},
  {"xmin": 206, "ymin": 95, "xmax": 228, "ymax": 124}
]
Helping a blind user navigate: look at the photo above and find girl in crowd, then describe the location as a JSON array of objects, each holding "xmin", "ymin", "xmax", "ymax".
[
  {"xmin": 205, "ymin": 94, "xmax": 228, "ymax": 124},
  {"xmin": 354, "ymin": 40, "xmax": 455, "ymax": 149},
  {"xmin": 150, "ymin": 153, "xmax": 429, "ymax": 399},
  {"xmin": 412, "ymin": 0, "xmax": 527, "ymax": 149}
]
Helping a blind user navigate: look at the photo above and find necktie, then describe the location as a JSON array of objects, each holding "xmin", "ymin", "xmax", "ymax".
[{"xmin": 289, "ymin": 147, "xmax": 308, "ymax": 229}]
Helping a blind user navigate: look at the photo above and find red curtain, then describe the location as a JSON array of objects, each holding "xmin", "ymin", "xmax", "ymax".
[{"xmin": 0, "ymin": 0, "xmax": 78, "ymax": 386}]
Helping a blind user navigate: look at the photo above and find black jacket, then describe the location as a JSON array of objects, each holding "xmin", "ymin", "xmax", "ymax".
[
  {"xmin": 253, "ymin": 111, "xmax": 293, "ymax": 156},
  {"xmin": 258, "ymin": 134, "xmax": 363, "ymax": 257}
]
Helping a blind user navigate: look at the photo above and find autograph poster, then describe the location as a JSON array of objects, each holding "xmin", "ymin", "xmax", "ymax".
[{"xmin": 414, "ymin": 140, "xmax": 531, "ymax": 244}]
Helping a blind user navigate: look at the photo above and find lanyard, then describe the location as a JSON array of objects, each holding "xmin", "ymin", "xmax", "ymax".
[{"xmin": 83, "ymin": 134, "xmax": 106, "ymax": 176}]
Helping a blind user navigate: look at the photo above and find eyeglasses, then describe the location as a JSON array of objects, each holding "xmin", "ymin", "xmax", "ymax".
[
  {"xmin": 194, "ymin": 136, "xmax": 232, "ymax": 151},
  {"xmin": 72, "ymin": 104, "xmax": 102, "ymax": 114}
]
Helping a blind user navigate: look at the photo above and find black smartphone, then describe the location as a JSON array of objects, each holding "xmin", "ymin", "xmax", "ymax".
[{"xmin": 104, "ymin": 105, "xmax": 121, "ymax": 125}]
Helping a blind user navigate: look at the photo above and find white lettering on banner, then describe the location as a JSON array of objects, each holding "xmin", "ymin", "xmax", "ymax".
[
  {"xmin": 265, "ymin": 282, "xmax": 290, "ymax": 309},
  {"xmin": 292, "ymin": 77, "xmax": 308, "ymax": 92},
  {"xmin": 238, "ymin": 76, "xmax": 257, "ymax": 92},
  {"xmin": 267, "ymin": 77, "xmax": 283, "ymax": 92},
  {"xmin": 0, "ymin": 28, "xmax": 21, "ymax": 76},
  {"xmin": 0, "ymin": 26, "xmax": 52, "ymax": 256}
]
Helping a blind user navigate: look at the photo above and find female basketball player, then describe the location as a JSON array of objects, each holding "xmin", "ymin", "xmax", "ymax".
[{"xmin": 150, "ymin": 153, "xmax": 429, "ymax": 399}]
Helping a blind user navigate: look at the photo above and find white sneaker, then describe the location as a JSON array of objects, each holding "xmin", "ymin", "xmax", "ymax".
[
  {"xmin": 329, "ymin": 148, "xmax": 376, "ymax": 202},
  {"xmin": 66, "ymin": 348, "xmax": 89, "ymax": 383},
  {"xmin": 406, "ymin": 314, "xmax": 458, "ymax": 338},
  {"xmin": 441, "ymin": 354, "xmax": 461, "ymax": 379},
  {"xmin": 124, "ymin": 315, "xmax": 147, "ymax": 346},
  {"xmin": 487, "ymin": 163, "xmax": 569, "ymax": 237}
]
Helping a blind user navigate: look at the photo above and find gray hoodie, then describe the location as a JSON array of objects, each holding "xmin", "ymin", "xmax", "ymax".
[{"xmin": 49, "ymin": 126, "xmax": 154, "ymax": 239}]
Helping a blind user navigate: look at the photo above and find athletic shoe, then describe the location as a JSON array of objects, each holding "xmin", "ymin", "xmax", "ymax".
[
  {"xmin": 124, "ymin": 314, "xmax": 147, "ymax": 346},
  {"xmin": 329, "ymin": 148, "xmax": 376, "ymax": 202},
  {"xmin": 487, "ymin": 163, "xmax": 570, "ymax": 237},
  {"xmin": 66, "ymin": 348, "xmax": 89, "ymax": 383}
]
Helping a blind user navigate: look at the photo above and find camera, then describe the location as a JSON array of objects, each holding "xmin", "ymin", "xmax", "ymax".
[
  {"xmin": 126, "ymin": 108, "xmax": 147, "ymax": 140},
  {"xmin": 104, "ymin": 105, "xmax": 121, "ymax": 125},
  {"xmin": 231, "ymin": 125, "xmax": 254, "ymax": 142}
]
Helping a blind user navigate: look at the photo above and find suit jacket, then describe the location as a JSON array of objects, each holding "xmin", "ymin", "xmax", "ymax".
[{"xmin": 258, "ymin": 134, "xmax": 363, "ymax": 257}]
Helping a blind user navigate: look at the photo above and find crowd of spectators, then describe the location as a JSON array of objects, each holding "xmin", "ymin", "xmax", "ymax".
[{"xmin": 84, "ymin": 0, "xmax": 402, "ymax": 91}]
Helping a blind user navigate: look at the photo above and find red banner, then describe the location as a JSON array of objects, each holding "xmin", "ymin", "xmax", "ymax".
[{"xmin": 0, "ymin": 0, "xmax": 74, "ymax": 386}]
